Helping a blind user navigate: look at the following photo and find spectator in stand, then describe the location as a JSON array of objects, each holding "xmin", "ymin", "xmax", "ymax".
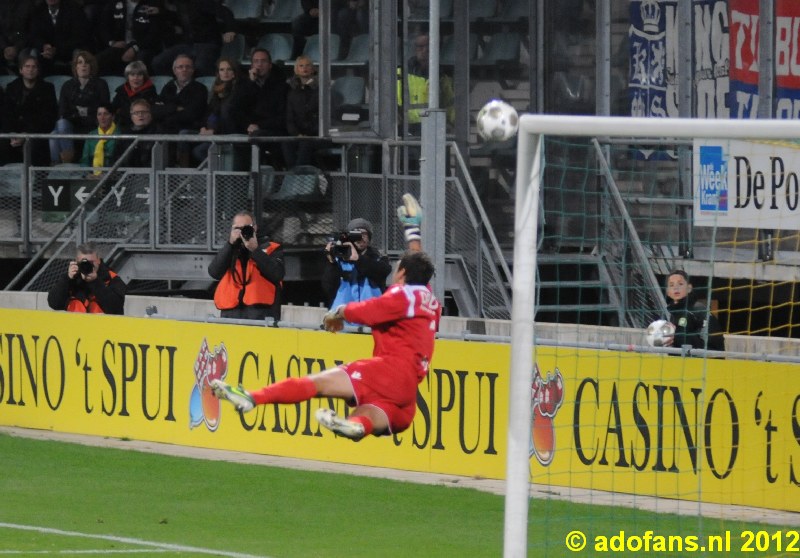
[
  {"xmin": 208, "ymin": 210, "xmax": 285, "ymax": 322},
  {"xmin": 151, "ymin": 0, "xmax": 237, "ymax": 77},
  {"xmin": 47, "ymin": 241, "xmax": 127, "ymax": 315},
  {"xmin": 95, "ymin": 0, "xmax": 170, "ymax": 77},
  {"xmin": 322, "ymin": 217, "xmax": 391, "ymax": 310},
  {"xmin": 28, "ymin": 0, "xmax": 92, "ymax": 76},
  {"xmin": 111, "ymin": 60, "xmax": 160, "ymax": 128},
  {"xmin": 155, "ymin": 54, "xmax": 208, "ymax": 167},
  {"xmin": 49, "ymin": 50, "xmax": 110, "ymax": 165},
  {"xmin": 283, "ymin": 55, "xmax": 320, "ymax": 168},
  {"xmin": 118, "ymin": 98, "xmax": 162, "ymax": 167},
  {"xmin": 662, "ymin": 269, "xmax": 726, "ymax": 352},
  {"xmin": 291, "ymin": 0, "xmax": 319, "ymax": 59},
  {"xmin": 0, "ymin": 0, "xmax": 35, "ymax": 76},
  {"xmin": 0, "ymin": 52, "xmax": 58, "ymax": 166},
  {"xmin": 397, "ymin": 32, "xmax": 455, "ymax": 136},
  {"xmin": 156, "ymin": 54, "xmax": 208, "ymax": 133},
  {"xmin": 79, "ymin": 102, "xmax": 120, "ymax": 175},
  {"xmin": 334, "ymin": 0, "xmax": 368, "ymax": 56},
  {"xmin": 246, "ymin": 48, "xmax": 288, "ymax": 169},
  {"xmin": 192, "ymin": 57, "xmax": 255, "ymax": 164}
]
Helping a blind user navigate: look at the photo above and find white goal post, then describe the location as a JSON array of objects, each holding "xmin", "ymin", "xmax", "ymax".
[{"xmin": 504, "ymin": 115, "xmax": 800, "ymax": 557}]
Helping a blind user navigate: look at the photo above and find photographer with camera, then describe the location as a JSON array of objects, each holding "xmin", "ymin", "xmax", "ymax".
[
  {"xmin": 208, "ymin": 211, "xmax": 285, "ymax": 322},
  {"xmin": 47, "ymin": 242, "xmax": 127, "ymax": 314},
  {"xmin": 322, "ymin": 218, "xmax": 391, "ymax": 311}
]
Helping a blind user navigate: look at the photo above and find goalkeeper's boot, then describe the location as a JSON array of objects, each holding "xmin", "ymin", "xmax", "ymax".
[
  {"xmin": 315, "ymin": 408, "xmax": 365, "ymax": 441},
  {"xmin": 210, "ymin": 379, "xmax": 255, "ymax": 412}
]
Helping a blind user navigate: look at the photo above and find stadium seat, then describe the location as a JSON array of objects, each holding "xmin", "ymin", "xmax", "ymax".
[
  {"xmin": 150, "ymin": 75, "xmax": 173, "ymax": 94},
  {"xmin": 472, "ymin": 31, "xmax": 521, "ymax": 68},
  {"xmin": 256, "ymin": 33, "xmax": 293, "ymax": 63},
  {"xmin": 303, "ymin": 34, "xmax": 341, "ymax": 63},
  {"xmin": 409, "ymin": 0, "xmax": 453, "ymax": 21},
  {"xmin": 195, "ymin": 75, "xmax": 217, "ymax": 92},
  {"xmin": 0, "ymin": 163, "xmax": 24, "ymax": 198},
  {"xmin": 488, "ymin": 0, "xmax": 529, "ymax": 25},
  {"xmin": 0, "ymin": 74, "xmax": 15, "ymax": 89},
  {"xmin": 263, "ymin": 0, "xmax": 302, "ymax": 23},
  {"xmin": 330, "ymin": 75, "xmax": 366, "ymax": 123},
  {"xmin": 225, "ymin": 0, "xmax": 263, "ymax": 21},
  {"xmin": 268, "ymin": 165, "xmax": 325, "ymax": 204},
  {"xmin": 469, "ymin": 0, "xmax": 496, "ymax": 21},
  {"xmin": 335, "ymin": 78, "xmax": 363, "ymax": 104},
  {"xmin": 441, "ymin": 33, "xmax": 478, "ymax": 66},
  {"xmin": 44, "ymin": 75, "xmax": 71, "ymax": 102},
  {"xmin": 102, "ymin": 75, "xmax": 126, "ymax": 94},
  {"xmin": 333, "ymin": 33, "xmax": 370, "ymax": 70}
]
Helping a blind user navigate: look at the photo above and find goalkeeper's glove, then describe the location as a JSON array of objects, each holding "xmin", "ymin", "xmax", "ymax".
[
  {"xmin": 322, "ymin": 305, "xmax": 346, "ymax": 333},
  {"xmin": 397, "ymin": 193, "xmax": 422, "ymax": 243}
]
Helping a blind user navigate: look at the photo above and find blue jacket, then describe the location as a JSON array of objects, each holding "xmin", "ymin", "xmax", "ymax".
[{"xmin": 322, "ymin": 245, "xmax": 391, "ymax": 309}]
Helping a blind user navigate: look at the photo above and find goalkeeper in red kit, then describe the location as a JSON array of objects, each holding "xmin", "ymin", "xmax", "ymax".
[{"xmin": 212, "ymin": 193, "xmax": 440, "ymax": 440}]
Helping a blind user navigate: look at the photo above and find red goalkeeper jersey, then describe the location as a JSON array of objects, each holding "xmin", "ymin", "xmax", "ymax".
[{"xmin": 342, "ymin": 283, "xmax": 440, "ymax": 382}]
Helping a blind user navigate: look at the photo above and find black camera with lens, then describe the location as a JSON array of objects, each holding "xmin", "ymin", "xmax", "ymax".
[
  {"xmin": 239, "ymin": 225, "xmax": 255, "ymax": 241},
  {"xmin": 340, "ymin": 230, "xmax": 363, "ymax": 244},
  {"xmin": 331, "ymin": 230, "xmax": 363, "ymax": 258},
  {"xmin": 77, "ymin": 259, "xmax": 94, "ymax": 275}
]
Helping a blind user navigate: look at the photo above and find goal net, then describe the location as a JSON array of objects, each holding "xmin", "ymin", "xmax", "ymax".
[{"xmin": 505, "ymin": 116, "xmax": 800, "ymax": 557}]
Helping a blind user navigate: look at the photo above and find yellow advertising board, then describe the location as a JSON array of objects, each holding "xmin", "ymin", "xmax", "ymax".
[{"xmin": 1, "ymin": 308, "xmax": 798, "ymax": 512}]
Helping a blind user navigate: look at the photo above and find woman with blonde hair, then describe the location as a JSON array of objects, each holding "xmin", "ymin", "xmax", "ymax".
[
  {"xmin": 110, "ymin": 60, "xmax": 159, "ymax": 128},
  {"xmin": 50, "ymin": 50, "xmax": 110, "ymax": 165}
]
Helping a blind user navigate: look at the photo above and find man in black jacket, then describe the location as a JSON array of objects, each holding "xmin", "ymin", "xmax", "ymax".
[
  {"xmin": 0, "ymin": 0, "xmax": 35, "ymax": 76},
  {"xmin": 95, "ymin": 0, "xmax": 171, "ymax": 76},
  {"xmin": 321, "ymin": 218, "xmax": 391, "ymax": 310},
  {"xmin": 27, "ymin": 0, "xmax": 91, "ymax": 76},
  {"xmin": 118, "ymin": 98, "xmax": 162, "ymax": 168},
  {"xmin": 246, "ymin": 48, "xmax": 288, "ymax": 168},
  {"xmin": 156, "ymin": 54, "xmax": 208, "ymax": 134},
  {"xmin": 48, "ymin": 242, "xmax": 127, "ymax": 314},
  {"xmin": 0, "ymin": 53, "xmax": 58, "ymax": 166}
]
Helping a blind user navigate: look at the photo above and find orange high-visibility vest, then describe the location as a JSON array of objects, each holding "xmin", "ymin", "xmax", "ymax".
[
  {"xmin": 66, "ymin": 270, "xmax": 119, "ymax": 314},
  {"xmin": 213, "ymin": 243, "xmax": 280, "ymax": 310}
]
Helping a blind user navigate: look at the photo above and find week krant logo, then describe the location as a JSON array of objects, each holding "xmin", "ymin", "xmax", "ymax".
[
  {"xmin": 189, "ymin": 338, "xmax": 228, "ymax": 431},
  {"xmin": 530, "ymin": 365, "xmax": 565, "ymax": 466},
  {"xmin": 698, "ymin": 144, "xmax": 728, "ymax": 214}
]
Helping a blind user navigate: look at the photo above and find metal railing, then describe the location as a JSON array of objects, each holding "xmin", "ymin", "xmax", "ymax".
[
  {"xmin": 592, "ymin": 138, "xmax": 669, "ymax": 327},
  {"xmin": 0, "ymin": 132, "xmax": 512, "ymax": 318}
]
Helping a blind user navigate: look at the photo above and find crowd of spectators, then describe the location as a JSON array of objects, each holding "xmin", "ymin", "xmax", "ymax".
[{"xmin": 0, "ymin": 0, "xmax": 372, "ymax": 170}]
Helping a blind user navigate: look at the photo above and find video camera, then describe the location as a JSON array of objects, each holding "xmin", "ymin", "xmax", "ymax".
[
  {"xmin": 330, "ymin": 230, "xmax": 364, "ymax": 258},
  {"xmin": 78, "ymin": 259, "xmax": 94, "ymax": 275}
]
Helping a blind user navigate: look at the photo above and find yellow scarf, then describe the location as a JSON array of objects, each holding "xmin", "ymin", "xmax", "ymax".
[{"xmin": 92, "ymin": 123, "xmax": 116, "ymax": 175}]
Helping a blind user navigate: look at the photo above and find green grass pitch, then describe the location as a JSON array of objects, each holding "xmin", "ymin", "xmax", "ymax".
[{"xmin": 0, "ymin": 433, "xmax": 795, "ymax": 557}]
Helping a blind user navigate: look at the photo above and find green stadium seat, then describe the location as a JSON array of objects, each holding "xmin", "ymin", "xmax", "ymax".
[{"xmin": 256, "ymin": 33, "xmax": 293, "ymax": 63}]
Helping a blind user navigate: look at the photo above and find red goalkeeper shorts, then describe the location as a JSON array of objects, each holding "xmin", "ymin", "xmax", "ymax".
[{"xmin": 341, "ymin": 356, "xmax": 420, "ymax": 434}]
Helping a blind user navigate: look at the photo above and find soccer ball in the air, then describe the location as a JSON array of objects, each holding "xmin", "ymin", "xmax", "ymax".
[
  {"xmin": 476, "ymin": 99, "xmax": 519, "ymax": 142},
  {"xmin": 645, "ymin": 319, "xmax": 676, "ymax": 347}
]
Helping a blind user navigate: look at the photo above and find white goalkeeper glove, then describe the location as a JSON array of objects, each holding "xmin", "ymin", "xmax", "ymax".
[
  {"xmin": 397, "ymin": 193, "xmax": 422, "ymax": 243},
  {"xmin": 322, "ymin": 305, "xmax": 346, "ymax": 333}
]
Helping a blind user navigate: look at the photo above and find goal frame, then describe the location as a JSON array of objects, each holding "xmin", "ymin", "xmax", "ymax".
[{"xmin": 504, "ymin": 115, "xmax": 800, "ymax": 557}]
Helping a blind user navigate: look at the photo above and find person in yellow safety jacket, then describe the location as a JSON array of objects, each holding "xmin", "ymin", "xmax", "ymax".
[
  {"xmin": 208, "ymin": 211, "xmax": 285, "ymax": 322},
  {"xmin": 397, "ymin": 32, "xmax": 455, "ymax": 134},
  {"xmin": 47, "ymin": 241, "xmax": 127, "ymax": 314}
]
